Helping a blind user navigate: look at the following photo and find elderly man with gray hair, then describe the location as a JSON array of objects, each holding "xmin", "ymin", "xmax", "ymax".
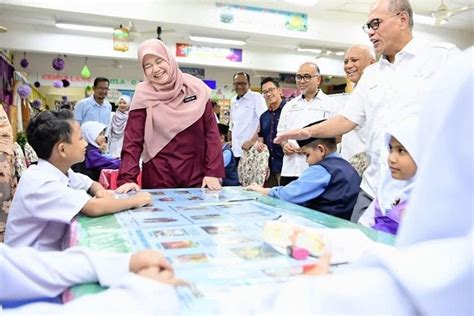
[{"xmin": 275, "ymin": 0, "xmax": 459, "ymax": 222}]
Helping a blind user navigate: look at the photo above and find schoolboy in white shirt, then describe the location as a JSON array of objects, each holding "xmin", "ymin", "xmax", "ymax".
[{"xmin": 5, "ymin": 110, "xmax": 152, "ymax": 251}]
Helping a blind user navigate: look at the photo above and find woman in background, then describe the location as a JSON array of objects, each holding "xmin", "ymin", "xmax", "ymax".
[{"xmin": 108, "ymin": 95, "xmax": 130, "ymax": 158}]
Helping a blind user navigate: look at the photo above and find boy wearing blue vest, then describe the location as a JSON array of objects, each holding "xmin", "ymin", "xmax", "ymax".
[
  {"xmin": 247, "ymin": 120, "xmax": 360, "ymax": 220},
  {"xmin": 218, "ymin": 124, "xmax": 239, "ymax": 186}
]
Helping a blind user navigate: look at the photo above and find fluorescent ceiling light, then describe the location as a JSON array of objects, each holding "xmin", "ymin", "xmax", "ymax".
[
  {"xmin": 335, "ymin": 51, "xmax": 345, "ymax": 56},
  {"xmin": 297, "ymin": 46, "xmax": 322, "ymax": 54},
  {"xmin": 284, "ymin": 0, "xmax": 318, "ymax": 6},
  {"xmin": 55, "ymin": 22, "xmax": 114, "ymax": 33},
  {"xmin": 189, "ymin": 35, "xmax": 246, "ymax": 46},
  {"xmin": 414, "ymin": 14, "xmax": 446, "ymax": 25}
]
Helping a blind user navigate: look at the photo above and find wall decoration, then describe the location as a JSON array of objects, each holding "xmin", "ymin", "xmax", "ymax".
[
  {"xmin": 17, "ymin": 84, "xmax": 32, "ymax": 98},
  {"xmin": 52, "ymin": 56, "xmax": 65, "ymax": 71},
  {"xmin": 61, "ymin": 79, "xmax": 70, "ymax": 88},
  {"xmin": 217, "ymin": 3, "xmax": 308, "ymax": 32},
  {"xmin": 180, "ymin": 67, "xmax": 205, "ymax": 79},
  {"xmin": 81, "ymin": 57, "xmax": 91, "ymax": 79},
  {"xmin": 176, "ymin": 43, "xmax": 242, "ymax": 62},
  {"xmin": 53, "ymin": 80, "xmax": 63, "ymax": 88},
  {"xmin": 20, "ymin": 52, "xmax": 29, "ymax": 69},
  {"xmin": 113, "ymin": 25, "xmax": 129, "ymax": 52}
]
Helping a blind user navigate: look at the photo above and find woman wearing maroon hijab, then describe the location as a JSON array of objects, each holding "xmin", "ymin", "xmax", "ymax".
[{"xmin": 117, "ymin": 39, "xmax": 224, "ymax": 189}]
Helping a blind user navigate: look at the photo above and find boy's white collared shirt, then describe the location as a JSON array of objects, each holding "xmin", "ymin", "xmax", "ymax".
[{"xmin": 5, "ymin": 159, "xmax": 93, "ymax": 251}]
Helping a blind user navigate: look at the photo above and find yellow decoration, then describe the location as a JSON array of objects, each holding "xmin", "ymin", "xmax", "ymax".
[{"xmin": 113, "ymin": 27, "xmax": 129, "ymax": 52}]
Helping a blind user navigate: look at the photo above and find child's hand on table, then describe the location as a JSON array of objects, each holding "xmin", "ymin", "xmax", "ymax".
[
  {"xmin": 137, "ymin": 266, "xmax": 187, "ymax": 286},
  {"xmin": 246, "ymin": 183, "xmax": 270, "ymax": 195},
  {"xmin": 116, "ymin": 182, "xmax": 140, "ymax": 194},
  {"xmin": 131, "ymin": 191, "xmax": 153, "ymax": 207},
  {"xmin": 130, "ymin": 249, "xmax": 173, "ymax": 274}
]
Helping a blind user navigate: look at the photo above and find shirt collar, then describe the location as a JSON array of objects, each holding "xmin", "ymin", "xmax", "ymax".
[
  {"xmin": 37, "ymin": 159, "xmax": 70, "ymax": 184},
  {"xmin": 381, "ymin": 38, "xmax": 422, "ymax": 65},
  {"xmin": 90, "ymin": 95, "xmax": 106, "ymax": 107},
  {"xmin": 268, "ymin": 99, "xmax": 286, "ymax": 112},
  {"xmin": 301, "ymin": 89, "xmax": 322, "ymax": 101},
  {"xmin": 325, "ymin": 151, "xmax": 340, "ymax": 159},
  {"xmin": 236, "ymin": 90, "xmax": 250, "ymax": 101}
]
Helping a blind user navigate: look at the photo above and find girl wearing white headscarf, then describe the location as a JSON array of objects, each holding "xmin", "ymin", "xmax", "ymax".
[
  {"xmin": 359, "ymin": 116, "xmax": 418, "ymax": 235},
  {"xmin": 108, "ymin": 95, "xmax": 130, "ymax": 158},
  {"xmin": 81, "ymin": 121, "xmax": 120, "ymax": 175}
]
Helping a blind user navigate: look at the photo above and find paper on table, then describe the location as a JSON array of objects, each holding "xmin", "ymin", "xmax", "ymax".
[{"xmin": 262, "ymin": 218, "xmax": 380, "ymax": 264}]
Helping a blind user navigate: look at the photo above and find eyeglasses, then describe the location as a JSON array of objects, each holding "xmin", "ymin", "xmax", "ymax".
[
  {"xmin": 295, "ymin": 74, "xmax": 319, "ymax": 82},
  {"xmin": 233, "ymin": 81, "xmax": 248, "ymax": 86},
  {"xmin": 95, "ymin": 86, "xmax": 109, "ymax": 91},
  {"xmin": 262, "ymin": 87, "xmax": 277, "ymax": 95},
  {"xmin": 362, "ymin": 12, "xmax": 401, "ymax": 33}
]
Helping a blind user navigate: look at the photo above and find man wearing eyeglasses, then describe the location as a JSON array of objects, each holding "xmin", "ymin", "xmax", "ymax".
[
  {"xmin": 228, "ymin": 72, "xmax": 267, "ymax": 165},
  {"xmin": 275, "ymin": 0, "xmax": 459, "ymax": 222},
  {"xmin": 74, "ymin": 77, "xmax": 112, "ymax": 126},
  {"xmin": 242, "ymin": 77, "xmax": 287, "ymax": 187},
  {"xmin": 277, "ymin": 62, "xmax": 341, "ymax": 186}
]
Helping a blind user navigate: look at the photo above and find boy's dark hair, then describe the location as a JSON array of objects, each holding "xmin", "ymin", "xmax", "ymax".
[
  {"xmin": 296, "ymin": 120, "xmax": 337, "ymax": 151},
  {"xmin": 218, "ymin": 123, "xmax": 229, "ymax": 141},
  {"xmin": 93, "ymin": 77, "xmax": 109, "ymax": 88},
  {"xmin": 26, "ymin": 110, "xmax": 75, "ymax": 160},
  {"xmin": 233, "ymin": 72, "xmax": 250, "ymax": 83},
  {"xmin": 261, "ymin": 77, "xmax": 280, "ymax": 89},
  {"xmin": 302, "ymin": 138, "xmax": 337, "ymax": 151}
]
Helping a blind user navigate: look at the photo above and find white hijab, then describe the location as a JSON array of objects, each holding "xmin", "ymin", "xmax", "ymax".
[
  {"xmin": 376, "ymin": 115, "xmax": 419, "ymax": 215},
  {"xmin": 110, "ymin": 95, "xmax": 130, "ymax": 140},
  {"xmin": 81, "ymin": 121, "xmax": 107, "ymax": 148},
  {"xmin": 216, "ymin": 47, "xmax": 473, "ymax": 315}
]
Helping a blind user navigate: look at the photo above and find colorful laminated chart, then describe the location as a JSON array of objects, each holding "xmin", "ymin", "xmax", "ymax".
[{"xmin": 66, "ymin": 187, "xmax": 394, "ymax": 312}]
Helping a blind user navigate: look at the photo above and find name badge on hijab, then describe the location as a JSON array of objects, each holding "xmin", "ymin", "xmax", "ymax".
[{"xmin": 184, "ymin": 95, "xmax": 197, "ymax": 103}]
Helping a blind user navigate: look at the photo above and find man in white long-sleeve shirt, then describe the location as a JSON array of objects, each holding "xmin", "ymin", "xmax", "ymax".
[
  {"xmin": 1, "ymin": 246, "xmax": 181, "ymax": 315},
  {"xmin": 219, "ymin": 46, "xmax": 473, "ymax": 315},
  {"xmin": 275, "ymin": 0, "xmax": 459, "ymax": 222}
]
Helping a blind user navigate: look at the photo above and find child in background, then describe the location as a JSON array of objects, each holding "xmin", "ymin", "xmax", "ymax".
[
  {"xmin": 82, "ymin": 121, "xmax": 120, "ymax": 178},
  {"xmin": 5, "ymin": 110, "xmax": 152, "ymax": 251},
  {"xmin": 108, "ymin": 95, "xmax": 130, "ymax": 158},
  {"xmin": 247, "ymin": 120, "xmax": 360, "ymax": 220},
  {"xmin": 359, "ymin": 117, "xmax": 418, "ymax": 235},
  {"xmin": 218, "ymin": 123, "xmax": 238, "ymax": 186}
]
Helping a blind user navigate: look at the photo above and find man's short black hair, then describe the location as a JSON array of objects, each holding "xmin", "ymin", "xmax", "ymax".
[
  {"xmin": 261, "ymin": 77, "xmax": 280, "ymax": 89},
  {"xmin": 26, "ymin": 110, "xmax": 75, "ymax": 160},
  {"xmin": 93, "ymin": 77, "xmax": 109, "ymax": 88},
  {"xmin": 233, "ymin": 72, "xmax": 250, "ymax": 83}
]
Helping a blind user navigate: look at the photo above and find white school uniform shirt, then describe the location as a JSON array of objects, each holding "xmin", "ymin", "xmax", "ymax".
[
  {"xmin": 5, "ymin": 159, "xmax": 93, "ymax": 251},
  {"xmin": 342, "ymin": 38, "xmax": 459, "ymax": 198},
  {"xmin": 216, "ymin": 47, "xmax": 473, "ymax": 316},
  {"xmin": 277, "ymin": 90, "xmax": 340, "ymax": 177},
  {"xmin": 1, "ymin": 245, "xmax": 179, "ymax": 315},
  {"xmin": 229, "ymin": 90, "xmax": 267, "ymax": 158}
]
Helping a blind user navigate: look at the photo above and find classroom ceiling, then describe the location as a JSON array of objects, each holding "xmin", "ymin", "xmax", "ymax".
[{"xmin": 0, "ymin": 0, "xmax": 472, "ymax": 73}]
